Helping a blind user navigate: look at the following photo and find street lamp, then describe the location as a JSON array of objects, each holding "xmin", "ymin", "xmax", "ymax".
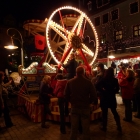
[{"xmin": 4, "ymin": 28, "xmax": 24, "ymax": 66}]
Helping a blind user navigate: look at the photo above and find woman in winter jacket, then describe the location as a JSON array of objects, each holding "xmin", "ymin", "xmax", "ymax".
[
  {"xmin": 133, "ymin": 69, "xmax": 140, "ymax": 118},
  {"xmin": 119, "ymin": 69, "xmax": 135, "ymax": 122},
  {"xmin": 96, "ymin": 67, "xmax": 121, "ymax": 132},
  {"xmin": 53, "ymin": 73, "xmax": 68, "ymax": 134}
]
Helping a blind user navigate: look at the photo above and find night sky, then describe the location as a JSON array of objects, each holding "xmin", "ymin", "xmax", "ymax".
[
  {"xmin": 0, "ymin": 0, "xmax": 80, "ymax": 71},
  {"xmin": 0, "ymin": 0, "xmax": 79, "ymax": 22}
]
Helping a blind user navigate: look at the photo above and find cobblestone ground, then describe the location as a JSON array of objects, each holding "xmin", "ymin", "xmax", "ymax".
[{"xmin": 0, "ymin": 96, "xmax": 140, "ymax": 140}]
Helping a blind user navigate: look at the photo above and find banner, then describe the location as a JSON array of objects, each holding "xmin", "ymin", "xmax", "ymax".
[{"xmin": 35, "ymin": 35, "xmax": 46, "ymax": 50}]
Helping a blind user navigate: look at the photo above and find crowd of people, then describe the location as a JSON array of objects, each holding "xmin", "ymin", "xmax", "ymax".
[
  {"xmin": 31, "ymin": 59, "xmax": 140, "ymax": 140},
  {"xmin": 0, "ymin": 54, "xmax": 140, "ymax": 140}
]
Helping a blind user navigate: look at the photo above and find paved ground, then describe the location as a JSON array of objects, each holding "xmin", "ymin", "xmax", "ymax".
[{"xmin": 0, "ymin": 95, "xmax": 140, "ymax": 140}]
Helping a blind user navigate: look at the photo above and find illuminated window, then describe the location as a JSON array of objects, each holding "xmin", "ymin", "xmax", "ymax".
[
  {"xmin": 96, "ymin": 0, "xmax": 109, "ymax": 8},
  {"xmin": 133, "ymin": 25, "xmax": 140, "ymax": 37},
  {"xmin": 130, "ymin": 2, "xmax": 138, "ymax": 14},
  {"xmin": 114, "ymin": 30, "xmax": 122, "ymax": 41},
  {"xmin": 95, "ymin": 17, "xmax": 100, "ymax": 26},
  {"xmin": 102, "ymin": 13, "xmax": 108, "ymax": 24},
  {"xmin": 111, "ymin": 9, "xmax": 118, "ymax": 21}
]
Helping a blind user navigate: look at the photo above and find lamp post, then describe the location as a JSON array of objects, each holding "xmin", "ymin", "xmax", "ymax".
[{"xmin": 4, "ymin": 28, "xmax": 24, "ymax": 66}]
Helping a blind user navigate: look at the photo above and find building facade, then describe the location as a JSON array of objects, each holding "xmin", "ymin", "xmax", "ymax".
[{"xmin": 84, "ymin": 0, "xmax": 140, "ymax": 61}]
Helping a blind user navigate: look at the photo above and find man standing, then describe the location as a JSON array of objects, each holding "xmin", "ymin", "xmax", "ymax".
[{"xmin": 64, "ymin": 66, "xmax": 98, "ymax": 140}]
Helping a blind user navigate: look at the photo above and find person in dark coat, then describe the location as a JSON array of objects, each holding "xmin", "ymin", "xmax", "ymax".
[
  {"xmin": 133, "ymin": 69, "xmax": 140, "ymax": 118},
  {"xmin": 94, "ymin": 63, "xmax": 106, "ymax": 97},
  {"xmin": 39, "ymin": 75, "xmax": 53, "ymax": 128},
  {"xmin": 0, "ymin": 71, "xmax": 14, "ymax": 128},
  {"xmin": 64, "ymin": 66, "xmax": 98, "ymax": 140},
  {"xmin": 62, "ymin": 53, "xmax": 78, "ymax": 80},
  {"xmin": 96, "ymin": 67, "xmax": 122, "ymax": 132}
]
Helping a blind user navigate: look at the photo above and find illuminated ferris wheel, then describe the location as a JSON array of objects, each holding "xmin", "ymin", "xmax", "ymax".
[
  {"xmin": 23, "ymin": 6, "xmax": 99, "ymax": 73},
  {"xmin": 46, "ymin": 6, "xmax": 99, "ymax": 70}
]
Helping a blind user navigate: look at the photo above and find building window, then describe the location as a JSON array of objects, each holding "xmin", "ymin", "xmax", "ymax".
[
  {"xmin": 96, "ymin": 0, "xmax": 109, "ymax": 8},
  {"xmin": 102, "ymin": 13, "xmax": 108, "ymax": 24},
  {"xmin": 87, "ymin": 1, "xmax": 92, "ymax": 11},
  {"xmin": 111, "ymin": 9, "xmax": 118, "ymax": 21},
  {"xmin": 133, "ymin": 25, "xmax": 140, "ymax": 37},
  {"xmin": 114, "ymin": 30, "xmax": 122, "ymax": 41},
  {"xmin": 130, "ymin": 1, "xmax": 139, "ymax": 14},
  {"xmin": 95, "ymin": 17, "xmax": 100, "ymax": 26}
]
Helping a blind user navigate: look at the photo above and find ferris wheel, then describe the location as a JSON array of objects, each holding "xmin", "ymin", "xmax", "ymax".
[
  {"xmin": 23, "ymin": 6, "xmax": 99, "ymax": 73},
  {"xmin": 46, "ymin": 6, "xmax": 99, "ymax": 71}
]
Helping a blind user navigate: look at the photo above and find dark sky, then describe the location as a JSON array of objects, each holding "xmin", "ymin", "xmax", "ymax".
[{"xmin": 0, "ymin": 0, "xmax": 79, "ymax": 22}]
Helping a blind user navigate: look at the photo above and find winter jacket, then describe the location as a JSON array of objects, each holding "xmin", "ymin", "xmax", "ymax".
[
  {"xmin": 117, "ymin": 70, "xmax": 126, "ymax": 81},
  {"xmin": 54, "ymin": 79, "xmax": 67, "ymax": 98},
  {"xmin": 64, "ymin": 75, "xmax": 98, "ymax": 109},
  {"xmin": 119, "ymin": 78, "xmax": 134, "ymax": 99},
  {"xmin": 39, "ymin": 81, "xmax": 53, "ymax": 104},
  {"xmin": 94, "ymin": 70, "xmax": 105, "ymax": 96},
  {"xmin": 96, "ymin": 77, "xmax": 119, "ymax": 108}
]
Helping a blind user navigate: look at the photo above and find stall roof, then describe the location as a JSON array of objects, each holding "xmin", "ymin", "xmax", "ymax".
[{"xmin": 97, "ymin": 52, "xmax": 140, "ymax": 62}]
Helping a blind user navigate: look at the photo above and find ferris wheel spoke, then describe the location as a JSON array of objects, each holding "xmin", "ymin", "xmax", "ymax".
[
  {"xmin": 57, "ymin": 46, "xmax": 64, "ymax": 51},
  {"xmin": 53, "ymin": 40, "xmax": 66, "ymax": 47},
  {"xmin": 55, "ymin": 50, "xmax": 63, "ymax": 55},
  {"xmin": 63, "ymin": 48, "xmax": 73, "ymax": 64},
  {"xmin": 50, "ymin": 20, "xmax": 70, "ymax": 40},
  {"xmin": 71, "ymin": 14, "xmax": 85, "ymax": 34},
  {"xmin": 76, "ymin": 16, "xmax": 85, "ymax": 36},
  {"xmin": 79, "ymin": 49, "xmax": 91, "ymax": 72},
  {"xmin": 50, "ymin": 20, "xmax": 69, "ymax": 34},
  {"xmin": 60, "ymin": 46, "xmax": 72, "ymax": 63},
  {"xmin": 58, "ymin": 46, "xmax": 72, "ymax": 68},
  {"xmin": 81, "ymin": 44, "xmax": 94, "ymax": 57},
  {"xmin": 50, "ymin": 25, "xmax": 67, "ymax": 41}
]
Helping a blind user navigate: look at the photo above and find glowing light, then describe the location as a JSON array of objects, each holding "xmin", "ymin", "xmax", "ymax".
[
  {"xmin": 123, "ymin": 59, "xmax": 128, "ymax": 63},
  {"xmin": 4, "ymin": 45, "xmax": 18, "ymax": 49},
  {"xmin": 46, "ymin": 6, "xmax": 99, "ymax": 66},
  {"xmin": 108, "ymin": 55, "xmax": 115, "ymax": 59}
]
